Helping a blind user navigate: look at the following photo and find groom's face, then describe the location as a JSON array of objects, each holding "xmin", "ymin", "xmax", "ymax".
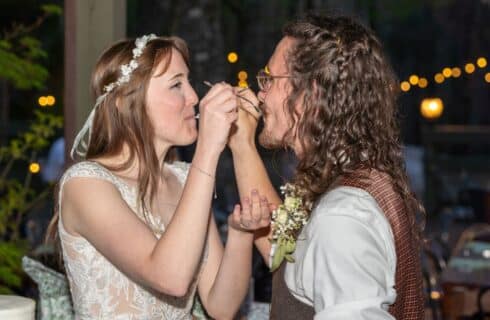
[{"xmin": 258, "ymin": 37, "xmax": 296, "ymax": 149}]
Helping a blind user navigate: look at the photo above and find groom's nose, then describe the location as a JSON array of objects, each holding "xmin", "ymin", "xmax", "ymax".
[{"xmin": 257, "ymin": 90, "xmax": 266, "ymax": 103}]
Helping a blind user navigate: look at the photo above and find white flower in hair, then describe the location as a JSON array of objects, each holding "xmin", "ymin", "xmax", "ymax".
[{"xmin": 102, "ymin": 33, "xmax": 157, "ymax": 93}]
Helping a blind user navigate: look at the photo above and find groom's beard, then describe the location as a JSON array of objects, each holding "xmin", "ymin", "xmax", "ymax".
[{"xmin": 258, "ymin": 105, "xmax": 285, "ymax": 149}]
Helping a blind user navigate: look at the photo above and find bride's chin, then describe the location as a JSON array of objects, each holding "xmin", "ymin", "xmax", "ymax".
[{"xmin": 187, "ymin": 131, "xmax": 198, "ymax": 144}]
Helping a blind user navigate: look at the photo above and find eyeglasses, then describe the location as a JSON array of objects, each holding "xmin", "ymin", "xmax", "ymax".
[{"xmin": 256, "ymin": 68, "xmax": 294, "ymax": 92}]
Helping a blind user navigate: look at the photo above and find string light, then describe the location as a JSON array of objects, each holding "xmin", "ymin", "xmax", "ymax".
[
  {"xmin": 477, "ymin": 57, "xmax": 487, "ymax": 68},
  {"xmin": 409, "ymin": 75, "xmax": 419, "ymax": 85},
  {"xmin": 227, "ymin": 52, "xmax": 238, "ymax": 63},
  {"xmin": 465, "ymin": 63, "xmax": 476, "ymax": 74},
  {"xmin": 38, "ymin": 96, "xmax": 48, "ymax": 107},
  {"xmin": 401, "ymin": 56, "xmax": 488, "ymax": 94},
  {"xmin": 238, "ymin": 71, "xmax": 248, "ymax": 81},
  {"xmin": 400, "ymin": 81, "xmax": 411, "ymax": 92},
  {"xmin": 46, "ymin": 95, "xmax": 56, "ymax": 106},
  {"xmin": 434, "ymin": 73, "xmax": 445, "ymax": 84},
  {"xmin": 442, "ymin": 67, "xmax": 452, "ymax": 78},
  {"xmin": 451, "ymin": 67, "xmax": 462, "ymax": 78},
  {"xmin": 38, "ymin": 95, "xmax": 56, "ymax": 107},
  {"xmin": 29, "ymin": 162, "xmax": 41, "ymax": 174}
]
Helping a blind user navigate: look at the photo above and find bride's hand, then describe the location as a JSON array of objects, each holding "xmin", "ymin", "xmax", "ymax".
[
  {"xmin": 228, "ymin": 88, "xmax": 261, "ymax": 152},
  {"xmin": 228, "ymin": 189, "xmax": 272, "ymax": 233},
  {"xmin": 197, "ymin": 82, "xmax": 238, "ymax": 155}
]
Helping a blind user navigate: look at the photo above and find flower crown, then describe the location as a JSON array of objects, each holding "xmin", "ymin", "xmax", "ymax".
[
  {"xmin": 70, "ymin": 34, "xmax": 157, "ymax": 159},
  {"xmin": 103, "ymin": 34, "xmax": 157, "ymax": 93}
]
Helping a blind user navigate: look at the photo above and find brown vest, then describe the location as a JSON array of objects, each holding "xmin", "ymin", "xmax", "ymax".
[{"xmin": 270, "ymin": 170, "xmax": 425, "ymax": 319}]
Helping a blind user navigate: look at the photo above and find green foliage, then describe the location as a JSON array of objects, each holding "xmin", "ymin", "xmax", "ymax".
[
  {"xmin": 0, "ymin": 46, "xmax": 48, "ymax": 89},
  {"xmin": 41, "ymin": 4, "xmax": 63, "ymax": 16},
  {"xmin": 0, "ymin": 3, "xmax": 63, "ymax": 294},
  {"xmin": 0, "ymin": 3, "xmax": 61, "ymax": 90},
  {"xmin": 0, "ymin": 111, "xmax": 62, "ymax": 293},
  {"xmin": 0, "ymin": 242, "xmax": 27, "ymax": 294}
]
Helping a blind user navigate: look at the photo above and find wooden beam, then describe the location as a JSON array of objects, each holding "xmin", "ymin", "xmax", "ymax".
[{"xmin": 64, "ymin": 0, "xmax": 126, "ymax": 163}]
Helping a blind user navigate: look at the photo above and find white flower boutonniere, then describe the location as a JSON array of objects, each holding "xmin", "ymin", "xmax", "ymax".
[{"xmin": 270, "ymin": 183, "xmax": 311, "ymax": 272}]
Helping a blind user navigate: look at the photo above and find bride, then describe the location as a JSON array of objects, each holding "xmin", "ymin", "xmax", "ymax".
[{"xmin": 46, "ymin": 34, "xmax": 270, "ymax": 319}]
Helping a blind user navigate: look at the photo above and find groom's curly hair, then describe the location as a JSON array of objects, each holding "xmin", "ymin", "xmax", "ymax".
[{"xmin": 283, "ymin": 14, "xmax": 425, "ymax": 241}]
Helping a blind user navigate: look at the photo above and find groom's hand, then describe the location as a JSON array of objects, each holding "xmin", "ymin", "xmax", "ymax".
[{"xmin": 228, "ymin": 88, "xmax": 261, "ymax": 152}]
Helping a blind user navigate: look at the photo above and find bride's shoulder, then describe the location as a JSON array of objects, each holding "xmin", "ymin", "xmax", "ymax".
[{"xmin": 60, "ymin": 161, "xmax": 118, "ymax": 189}]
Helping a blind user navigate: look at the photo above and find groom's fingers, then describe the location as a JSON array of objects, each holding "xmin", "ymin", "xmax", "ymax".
[
  {"xmin": 231, "ymin": 204, "xmax": 241, "ymax": 222},
  {"xmin": 250, "ymin": 190, "xmax": 262, "ymax": 222},
  {"xmin": 240, "ymin": 197, "xmax": 253, "ymax": 228},
  {"xmin": 260, "ymin": 196, "xmax": 271, "ymax": 225}
]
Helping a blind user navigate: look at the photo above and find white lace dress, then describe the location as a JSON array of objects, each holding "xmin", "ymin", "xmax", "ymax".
[{"xmin": 58, "ymin": 161, "xmax": 207, "ymax": 320}]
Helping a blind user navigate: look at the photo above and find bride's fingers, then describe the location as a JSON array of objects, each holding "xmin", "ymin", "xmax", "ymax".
[
  {"xmin": 201, "ymin": 84, "xmax": 235, "ymax": 105},
  {"xmin": 201, "ymin": 82, "xmax": 231, "ymax": 106}
]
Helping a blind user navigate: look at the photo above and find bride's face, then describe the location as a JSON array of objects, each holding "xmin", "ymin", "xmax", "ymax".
[{"xmin": 145, "ymin": 49, "xmax": 199, "ymax": 150}]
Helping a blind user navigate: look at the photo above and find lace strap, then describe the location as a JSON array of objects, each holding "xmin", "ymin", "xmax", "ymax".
[{"xmin": 58, "ymin": 161, "xmax": 132, "ymax": 216}]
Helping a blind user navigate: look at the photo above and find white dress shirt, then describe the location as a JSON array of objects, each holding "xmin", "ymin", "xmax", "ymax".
[{"xmin": 282, "ymin": 186, "xmax": 397, "ymax": 319}]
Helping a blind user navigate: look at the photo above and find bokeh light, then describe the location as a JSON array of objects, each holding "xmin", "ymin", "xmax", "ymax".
[
  {"xmin": 38, "ymin": 96, "xmax": 48, "ymax": 107},
  {"xmin": 477, "ymin": 57, "xmax": 487, "ymax": 68},
  {"xmin": 238, "ymin": 71, "xmax": 248, "ymax": 81},
  {"xmin": 29, "ymin": 162, "xmax": 41, "ymax": 174},
  {"xmin": 465, "ymin": 63, "xmax": 476, "ymax": 74},
  {"xmin": 442, "ymin": 67, "xmax": 452, "ymax": 78},
  {"xmin": 409, "ymin": 75, "xmax": 419, "ymax": 85},
  {"xmin": 400, "ymin": 81, "xmax": 411, "ymax": 92},
  {"xmin": 451, "ymin": 67, "xmax": 462, "ymax": 78},
  {"xmin": 420, "ymin": 98, "xmax": 444, "ymax": 120},
  {"xmin": 227, "ymin": 52, "xmax": 238, "ymax": 63},
  {"xmin": 418, "ymin": 78, "xmax": 428, "ymax": 88},
  {"xmin": 434, "ymin": 73, "xmax": 445, "ymax": 84}
]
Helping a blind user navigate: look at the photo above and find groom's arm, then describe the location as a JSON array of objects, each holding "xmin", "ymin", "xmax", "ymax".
[
  {"xmin": 231, "ymin": 142, "xmax": 281, "ymax": 264},
  {"xmin": 228, "ymin": 88, "xmax": 282, "ymax": 264}
]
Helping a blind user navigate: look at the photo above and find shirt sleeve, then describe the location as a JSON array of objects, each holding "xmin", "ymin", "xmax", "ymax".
[{"xmin": 302, "ymin": 211, "xmax": 396, "ymax": 320}]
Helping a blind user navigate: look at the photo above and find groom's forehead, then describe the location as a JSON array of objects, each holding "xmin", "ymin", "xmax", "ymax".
[{"xmin": 269, "ymin": 37, "xmax": 294, "ymax": 73}]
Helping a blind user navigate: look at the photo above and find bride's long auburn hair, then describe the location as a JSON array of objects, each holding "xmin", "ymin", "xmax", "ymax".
[
  {"xmin": 46, "ymin": 36, "xmax": 189, "ymax": 243},
  {"xmin": 283, "ymin": 15, "xmax": 425, "ymax": 242}
]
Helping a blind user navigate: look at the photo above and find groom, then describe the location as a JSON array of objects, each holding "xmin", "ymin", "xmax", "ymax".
[{"xmin": 229, "ymin": 14, "xmax": 425, "ymax": 319}]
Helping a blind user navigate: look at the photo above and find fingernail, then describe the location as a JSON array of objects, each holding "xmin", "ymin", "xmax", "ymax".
[{"xmin": 252, "ymin": 189, "xmax": 258, "ymax": 194}]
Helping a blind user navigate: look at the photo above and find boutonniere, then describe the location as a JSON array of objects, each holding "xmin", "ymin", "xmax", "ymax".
[{"xmin": 270, "ymin": 183, "xmax": 311, "ymax": 272}]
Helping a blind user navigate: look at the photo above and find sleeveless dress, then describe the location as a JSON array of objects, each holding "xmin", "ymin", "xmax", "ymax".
[{"xmin": 57, "ymin": 161, "xmax": 207, "ymax": 320}]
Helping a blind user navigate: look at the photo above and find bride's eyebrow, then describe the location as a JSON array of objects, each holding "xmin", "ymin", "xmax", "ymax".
[{"xmin": 168, "ymin": 72, "xmax": 190, "ymax": 81}]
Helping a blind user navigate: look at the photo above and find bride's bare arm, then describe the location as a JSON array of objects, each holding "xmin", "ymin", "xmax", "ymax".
[
  {"xmin": 62, "ymin": 84, "xmax": 238, "ymax": 297},
  {"xmin": 196, "ymin": 192, "xmax": 270, "ymax": 319},
  {"xmin": 63, "ymin": 148, "xmax": 216, "ymax": 297}
]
